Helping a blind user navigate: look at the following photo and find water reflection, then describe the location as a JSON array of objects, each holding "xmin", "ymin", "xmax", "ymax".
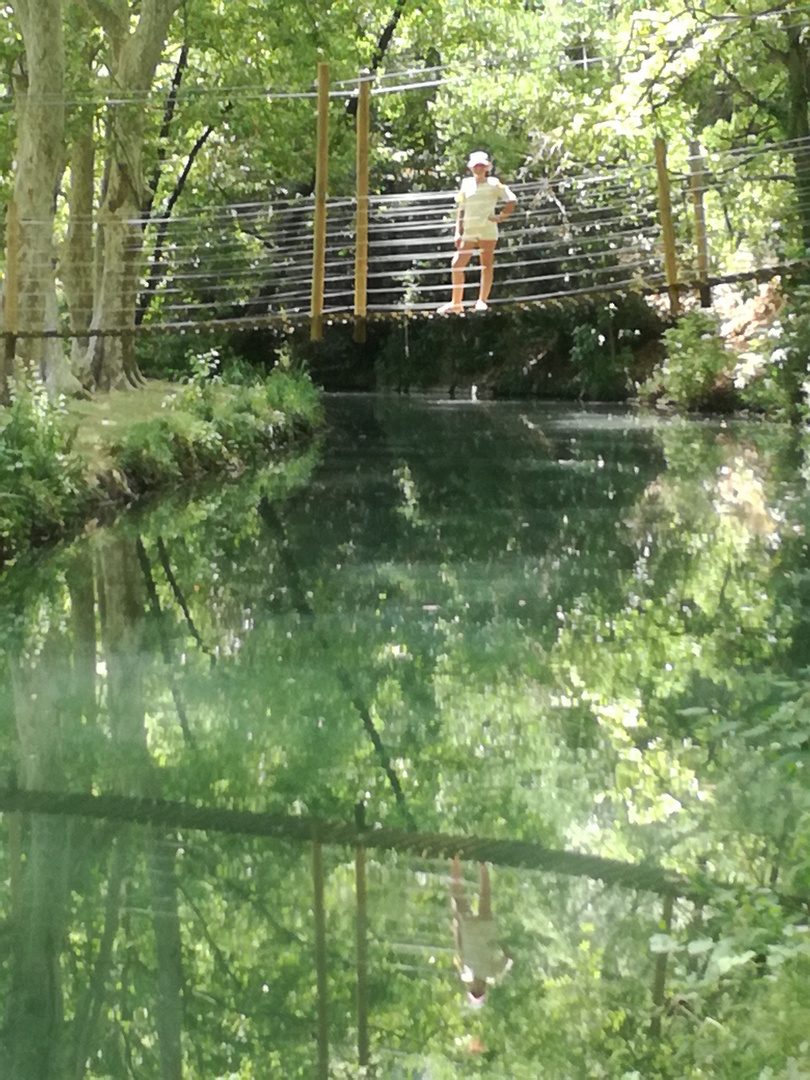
[
  {"xmin": 1, "ymin": 396, "xmax": 809, "ymax": 1077},
  {"xmin": 450, "ymin": 859, "xmax": 513, "ymax": 1008}
]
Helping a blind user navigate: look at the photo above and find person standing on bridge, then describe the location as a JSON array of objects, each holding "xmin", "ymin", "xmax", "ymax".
[{"xmin": 438, "ymin": 151, "xmax": 517, "ymax": 315}]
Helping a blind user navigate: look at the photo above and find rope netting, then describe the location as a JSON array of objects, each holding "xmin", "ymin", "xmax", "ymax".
[
  {"xmin": 17, "ymin": 163, "xmax": 664, "ymax": 330},
  {"xmin": 6, "ymin": 134, "xmax": 810, "ymax": 336},
  {"xmin": 88, "ymin": 138, "xmax": 810, "ymax": 329}
]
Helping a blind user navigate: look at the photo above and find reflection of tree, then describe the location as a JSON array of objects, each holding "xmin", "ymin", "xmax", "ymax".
[
  {"xmin": 545, "ymin": 420, "xmax": 810, "ymax": 1072},
  {"xmin": 97, "ymin": 535, "xmax": 185, "ymax": 1079},
  {"xmin": 6, "ymin": 627, "xmax": 71, "ymax": 1077},
  {"xmin": 2, "ymin": 536, "xmax": 190, "ymax": 1078},
  {"xmin": 549, "ymin": 423, "xmax": 805, "ymax": 879}
]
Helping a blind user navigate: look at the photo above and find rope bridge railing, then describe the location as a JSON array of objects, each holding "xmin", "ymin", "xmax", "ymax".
[
  {"xmin": 2, "ymin": 787, "xmax": 808, "ymax": 913},
  {"xmin": 4, "ymin": 65, "xmax": 810, "ymax": 347},
  {"xmin": 0, "ymin": 785, "xmax": 795, "ymax": 908}
]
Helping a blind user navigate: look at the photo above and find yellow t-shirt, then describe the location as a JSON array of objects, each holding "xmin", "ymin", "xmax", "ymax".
[
  {"xmin": 458, "ymin": 176, "xmax": 516, "ymax": 228},
  {"xmin": 456, "ymin": 915, "xmax": 512, "ymax": 984}
]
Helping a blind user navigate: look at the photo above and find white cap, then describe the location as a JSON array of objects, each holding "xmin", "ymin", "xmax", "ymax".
[{"xmin": 467, "ymin": 151, "xmax": 491, "ymax": 168}]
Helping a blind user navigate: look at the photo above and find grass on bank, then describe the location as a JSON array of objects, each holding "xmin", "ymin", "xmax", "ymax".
[
  {"xmin": 0, "ymin": 366, "xmax": 323, "ymax": 567},
  {"xmin": 66, "ymin": 379, "xmax": 179, "ymax": 479}
]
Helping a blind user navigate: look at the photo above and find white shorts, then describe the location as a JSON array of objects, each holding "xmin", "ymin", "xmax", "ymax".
[{"xmin": 462, "ymin": 219, "xmax": 498, "ymax": 243}]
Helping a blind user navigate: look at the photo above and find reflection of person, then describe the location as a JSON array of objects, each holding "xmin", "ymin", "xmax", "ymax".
[
  {"xmin": 450, "ymin": 857, "xmax": 513, "ymax": 1006},
  {"xmin": 438, "ymin": 151, "xmax": 517, "ymax": 315}
]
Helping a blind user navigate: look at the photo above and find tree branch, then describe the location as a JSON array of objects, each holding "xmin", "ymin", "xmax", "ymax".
[
  {"xmin": 256, "ymin": 496, "xmax": 418, "ymax": 831},
  {"xmin": 347, "ymin": 0, "xmax": 410, "ymax": 116},
  {"xmin": 135, "ymin": 537, "xmax": 195, "ymax": 746},
  {"xmin": 717, "ymin": 54, "xmax": 788, "ymax": 125},
  {"xmin": 136, "ymin": 118, "xmax": 221, "ymax": 323},
  {"xmin": 145, "ymin": 41, "xmax": 189, "ymax": 214},
  {"xmin": 155, "ymin": 536, "xmax": 214, "ymax": 659},
  {"xmin": 76, "ymin": 0, "xmax": 128, "ymax": 40},
  {"xmin": 369, "ymin": 0, "xmax": 410, "ymax": 72}
]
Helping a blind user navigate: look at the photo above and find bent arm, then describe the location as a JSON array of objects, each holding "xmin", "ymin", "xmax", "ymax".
[
  {"xmin": 490, "ymin": 950, "xmax": 514, "ymax": 985},
  {"xmin": 492, "ymin": 182, "xmax": 516, "ymax": 224}
]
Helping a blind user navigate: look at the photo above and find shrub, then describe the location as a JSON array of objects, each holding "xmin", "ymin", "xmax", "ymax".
[
  {"xmin": 113, "ymin": 368, "xmax": 322, "ymax": 492},
  {"xmin": 0, "ymin": 366, "xmax": 322, "ymax": 563},
  {"xmin": 113, "ymin": 413, "xmax": 228, "ymax": 492},
  {"xmin": 639, "ymin": 311, "xmax": 735, "ymax": 410},
  {"xmin": 0, "ymin": 382, "xmax": 88, "ymax": 563},
  {"xmin": 569, "ymin": 323, "xmax": 634, "ymax": 401},
  {"xmin": 135, "ymin": 332, "xmax": 241, "ymax": 382},
  {"xmin": 733, "ymin": 290, "xmax": 810, "ymax": 421}
]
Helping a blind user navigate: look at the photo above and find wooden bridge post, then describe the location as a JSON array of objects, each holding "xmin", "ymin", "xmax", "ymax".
[
  {"xmin": 688, "ymin": 139, "xmax": 711, "ymax": 308},
  {"xmin": 355, "ymin": 843, "xmax": 370, "ymax": 1066},
  {"xmin": 312, "ymin": 841, "xmax": 330, "ymax": 1078},
  {"xmin": 353, "ymin": 70, "xmax": 372, "ymax": 345},
  {"xmin": 649, "ymin": 893, "xmax": 675, "ymax": 1037},
  {"xmin": 311, "ymin": 62, "xmax": 330, "ymax": 342},
  {"xmin": 654, "ymin": 137, "xmax": 680, "ymax": 316},
  {"xmin": 2, "ymin": 198, "xmax": 20, "ymax": 399}
]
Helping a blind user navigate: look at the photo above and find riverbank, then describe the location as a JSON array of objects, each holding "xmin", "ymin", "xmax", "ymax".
[
  {"xmin": 0, "ymin": 369, "xmax": 323, "ymax": 568},
  {"xmin": 65, "ymin": 379, "xmax": 181, "ymax": 480}
]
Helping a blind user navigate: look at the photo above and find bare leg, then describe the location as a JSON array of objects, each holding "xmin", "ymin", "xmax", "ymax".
[
  {"xmin": 477, "ymin": 863, "xmax": 492, "ymax": 919},
  {"xmin": 439, "ymin": 244, "xmax": 475, "ymax": 312},
  {"xmin": 451, "ymin": 857, "xmax": 471, "ymax": 956},
  {"xmin": 476, "ymin": 240, "xmax": 497, "ymax": 309},
  {"xmin": 451, "ymin": 857, "xmax": 471, "ymax": 915}
]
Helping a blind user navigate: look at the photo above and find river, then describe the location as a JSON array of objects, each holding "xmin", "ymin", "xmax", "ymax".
[{"xmin": 1, "ymin": 394, "xmax": 809, "ymax": 1078}]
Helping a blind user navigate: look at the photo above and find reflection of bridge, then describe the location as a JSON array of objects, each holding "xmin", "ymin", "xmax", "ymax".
[
  {"xmin": 3, "ymin": 787, "xmax": 805, "ymax": 908},
  {"xmin": 3, "ymin": 785, "xmax": 804, "ymax": 1073}
]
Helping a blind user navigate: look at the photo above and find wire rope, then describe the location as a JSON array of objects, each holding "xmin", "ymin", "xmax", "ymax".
[{"xmin": 8, "ymin": 129, "xmax": 806, "ymax": 336}]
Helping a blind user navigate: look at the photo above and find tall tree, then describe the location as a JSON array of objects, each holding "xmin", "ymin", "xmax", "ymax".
[
  {"xmin": 7, "ymin": 0, "xmax": 83, "ymax": 397},
  {"xmin": 76, "ymin": 0, "xmax": 183, "ymax": 389}
]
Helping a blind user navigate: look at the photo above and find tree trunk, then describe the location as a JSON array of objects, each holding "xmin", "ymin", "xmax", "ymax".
[
  {"xmin": 62, "ymin": 128, "xmax": 96, "ymax": 387},
  {"xmin": 147, "ymin": 830, "xmax": 185, "ymax": 1080},
  {"xmin": 96, "ymin": 535, "xmax": 151, "ymax": 789},
  {"xmin": 66, "ymin": 548, "xmax": 98, "ymax": 725},
  {"xmin": 70, "ymin": 832, "xmax": 132, "ymax": 1080},
  {"xmin": 82, "ymin": 0, "xmax": 183, "ymax": 390},
  {"xmin": 96, "ymin": 535, "xmax": 185, "ymax": 1075},
  {"xmin": 5, "ymin": 631, "xmax": 71, "ymax": 1080},
  {"xmin": 9, "ymin": 0, "xmax": 73, "ymax": 393},
  {"xmin": 785, "ymin": 24, "xmax": 810, "ymax": 251}
]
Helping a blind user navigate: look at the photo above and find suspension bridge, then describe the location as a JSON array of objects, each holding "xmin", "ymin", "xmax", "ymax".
[
  {"xmin": 140, "ymin": 132, "xmax": 808, "ymax": 339},
  {"xmin": 92, "ymin": 128, "xmax": 810, "ymax": 341},
  {"xmin": 3, "ymin": 62, "xmax": 810, "ymax": 350}
]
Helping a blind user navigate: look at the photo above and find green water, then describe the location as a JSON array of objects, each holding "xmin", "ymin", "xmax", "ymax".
[{"xmin": 2, "ymin": 395, "xmax": 810, "ymax": 1078}]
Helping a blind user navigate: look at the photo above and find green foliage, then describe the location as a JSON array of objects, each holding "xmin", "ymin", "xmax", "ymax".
[
  {"xmin": 639, "ymin": 312, "xmax": 735, "ymax": 410},
  {"xmin": 0, "ymin": 382, "xmax": 88, "ymax": 565},
  {"xmin": 114, "ymin": 367, "xmax": 322, "ymax": 493},
  {"xmin": 367, "ymin": 298, "xmax": 660, "ymax": 398},
  {"xmin": 0, "ymin": 364, "xmax": 322, "ymax": 562},
  {"xmin": 134, "ymin": 332, "xmax": 230, "ymax": 382},
  {"xmin": 569, "ymin": 321, "xmax": 633, "ymax": 401},
  {"xmin": 3, "ymin": 398, "xmax": 810, "ymax": 1074},
  {"xmin": 732, "ymin": 289, "xmax": 810, "ymax": 421}
]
